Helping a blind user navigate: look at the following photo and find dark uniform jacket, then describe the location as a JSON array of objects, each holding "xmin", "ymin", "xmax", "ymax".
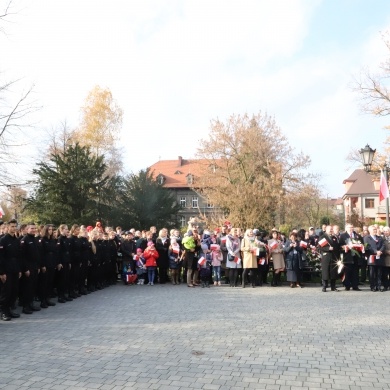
[
  {"xmin": 20, "ymin": 234, "xmax": 41, "ymax": 272},
  {"xmin": 0, "ymin": 233, "xmax": 21, "ymax": 274}
]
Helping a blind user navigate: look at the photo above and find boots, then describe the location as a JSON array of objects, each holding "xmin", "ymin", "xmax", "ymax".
[
  {"xmin": 271, "ymin": 272, "xmax": 276, "ymax": 287},
  {"xmin": 322, "ymin": 280, "xmax": 327, "ymax": 292},
  {"xmin": 330, "ymin": 279, "xmax": 339, "ymax": 292}
]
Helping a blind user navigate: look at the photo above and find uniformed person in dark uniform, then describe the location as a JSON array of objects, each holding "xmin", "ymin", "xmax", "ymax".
[
  {"xmin": 20, "ymin": 222, "xmax": 42, "ymax": 314},
  {"xmin": 0, "ymin": 219, "xmax": 21, "ymax": 321}
]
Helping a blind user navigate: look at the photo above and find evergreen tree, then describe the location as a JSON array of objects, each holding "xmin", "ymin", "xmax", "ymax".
[
  {"xmin": 26, "ymin": 143, "xmax": 109, "ymax": 225},
  {"xmin": 119, "ymin": 169, "xmax": 181, "ymax": 229}
]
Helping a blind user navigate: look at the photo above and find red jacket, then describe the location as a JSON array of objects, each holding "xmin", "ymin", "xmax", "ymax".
[{"xmin": 144, "ymin": 247, "xmax": 159, "ymax": 267}]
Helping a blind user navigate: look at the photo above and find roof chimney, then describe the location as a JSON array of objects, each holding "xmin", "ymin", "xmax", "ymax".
[{"xmin": 178, "ymin": 156, "xmax": 182, "ymax": 167}]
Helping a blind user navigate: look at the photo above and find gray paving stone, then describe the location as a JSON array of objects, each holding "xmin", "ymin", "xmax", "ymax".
[{"xmin": 2, "ymin": 283, "xmax": 390, "ymax": 389}]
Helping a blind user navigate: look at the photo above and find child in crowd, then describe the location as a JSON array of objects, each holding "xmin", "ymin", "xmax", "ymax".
[
  {"xmin": 135, "ymin": 248, "xmax": 147, "ymax": 285},
  {"xmin": 211, "ymin": 244, "xmax": 223, "ymax": 286},
  {"xmin": 199, "ymin": 243, "xmax": 212, "ymax": 288},
  {"xmin": 143, "ymin": 241, "xmax": 159, "ymax": 286},
  {"xmin": 123, "ymin": 262, "xmax": 137, "ymax": 285},
  {"xmin": 169, "ymin": 237, "xmax": 181, "ymax": 285}
]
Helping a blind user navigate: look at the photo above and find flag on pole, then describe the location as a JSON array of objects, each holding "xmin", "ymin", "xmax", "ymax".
[{"xmin": 379, "ymin": 169, "xmax": 389, "ymax": 203}]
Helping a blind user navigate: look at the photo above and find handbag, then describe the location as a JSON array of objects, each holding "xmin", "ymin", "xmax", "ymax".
[{"xmin": 228, "ymin": 254, "xmax": 235, "ymax": 262}]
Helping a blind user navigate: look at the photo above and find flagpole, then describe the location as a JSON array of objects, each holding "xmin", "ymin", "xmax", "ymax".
[{"xmin": 385, "ymin": 164, "xmax": 390, "ymax": 227}]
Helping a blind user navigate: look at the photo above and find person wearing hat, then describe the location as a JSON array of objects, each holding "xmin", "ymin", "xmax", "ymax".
[{"xmin": 268, "ymin": 229, "xmax": 285, "ymax": 286}]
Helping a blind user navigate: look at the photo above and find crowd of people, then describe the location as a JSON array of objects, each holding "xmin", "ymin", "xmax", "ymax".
[{"xmin": 0, "ymin": 218, "xmax": 389, "ymax": 321}]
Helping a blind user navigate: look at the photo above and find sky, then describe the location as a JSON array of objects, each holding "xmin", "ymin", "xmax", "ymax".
[{"xmin": 2, "ymin": 0, "xmax": 390, "ymax": 198}]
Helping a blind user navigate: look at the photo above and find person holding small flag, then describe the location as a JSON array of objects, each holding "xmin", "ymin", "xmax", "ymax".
[
  {"xmin": 268, "ymin": 229, "xmax": 285, "ymax": 286},
  {"xmin": 318, "ymin": 225, "xmax": 339, "ymax": 292},
  {"xmin": 339, "ymin": 224, "xmax": 362, "ymax": 291},
  {"xmin": 226, "ymin": 228, "xmax": 242, "ymax": 287}
]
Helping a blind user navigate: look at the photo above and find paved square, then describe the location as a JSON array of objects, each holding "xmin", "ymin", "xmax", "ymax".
[{"xmin": 1, "ymin": 283, "xmax": 389, "ymax": 389}]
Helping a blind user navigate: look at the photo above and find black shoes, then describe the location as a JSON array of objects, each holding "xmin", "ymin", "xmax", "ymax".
[
  {"xmin": 65, "ymin": 296, "xmax": 73, "ymax": 301},
  {"xmin": 30, "ymin": 304, "xmax": 41, "ymax": 311},
  {"xmin": 22, "ymin": 307, "xmax": 33, "ymax": 314},
  {"xmin": 9, "ymin": 311, "xmax": 20, "ymax": 318},
  {"xmin": 352, "ymin": 288, "xmax": 362, "ymax": 291},
  {"xmin": 1, "ymin": 313, "xmax": 11, "ymax": 321},
  {"xmin": 46, "ymin": 300, "xmax": 56, "ymax": 306},
  {"xmin": 322, "ymin": 287, "xmax": 326, "ymax": 292},
  {"xmin": 331, "ymin": 288, "xmax": 340, "ymax": 292},
  {"xmin": 40, "ymin": 302, "xmax": 48, "ymax": 309},
  {"xmin": 58, "ymin": 298, "xmax": 66, "ymax": 303}
]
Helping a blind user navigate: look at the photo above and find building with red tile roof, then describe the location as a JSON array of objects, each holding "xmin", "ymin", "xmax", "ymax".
[{"xmin": 149, "ymin": 156, "xmax": 219, "ymax": 228}]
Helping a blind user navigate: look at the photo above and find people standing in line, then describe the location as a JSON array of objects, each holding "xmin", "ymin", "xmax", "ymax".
[
  {"xmin": 241, "ymin": 229, "xmax": 258, "ymax": 288},
  {"xmin": 268, "ymin": 229, "xmax": 285, "ymax": 287},
  {"xmin": 226, "ymin": 228, "xmax": 242, "ymax": 287},
  {"xmin": 284, "ymin": 232, "xmax": 303, "ymax": 288}
]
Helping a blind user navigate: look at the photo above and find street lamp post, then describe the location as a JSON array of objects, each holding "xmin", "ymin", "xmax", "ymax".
[{"xmin": 359, "ymin": 144, "xmax": 390, "ymax": 227}]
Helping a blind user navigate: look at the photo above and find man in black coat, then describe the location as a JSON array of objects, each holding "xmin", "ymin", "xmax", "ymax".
[
  {"xmin": 0, "ymin": 219, "xmax": 21, "ymax": 321},
  {"xmin": 339, "ymin": 223, "xmax": 362, "ymax": 291},
  {"xmin": 319, "ymin": 225, "xmax": 339, "ymax": 292},
  {"xmin": 364, "ymin": 225, "xmax": 385, "ymax": 291}
]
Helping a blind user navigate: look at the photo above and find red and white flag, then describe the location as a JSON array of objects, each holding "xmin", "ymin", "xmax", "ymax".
[
  {"xmin": 198, "ymin": 257, "xmax": 206, "ymax": 266},
  {"xmin": 368, "ymin": 255, "xmax": 376, "ymax": 264},
  {"xmin": 270, "ymin": 241, "xmax": 278, "ymax": 250},
  {"xmin": 318, "ymin": 237, "xmax": 328, "ymax": 247},
  {"xmin": 234, "ymin": 256, "xmax": 241, "ymax": 264},
  {"xmin": 380, "ymin": 169, "xmax": 389, "ymax": 203},
  {"xmin": 300, "ymin": 241, "xmax": 308, "ymax": 249},
  {"xmin": 210, "ymin": 244, "xmax": 220, "ymax": 251},
  {"xmin": 0, "ymin": 205, "xmax": 4, "ymax": 219}
]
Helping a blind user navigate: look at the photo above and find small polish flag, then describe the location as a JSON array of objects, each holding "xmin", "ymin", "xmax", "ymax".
[
  {"xmin": 300, "ymin": 241, "xmax": 308, "ymax": 249},
  {"xmin": 379, "ymin": 169, "xmax": 389, "ymax": 203},
  {"xmin": 172, "ymin": 247, "xmax": 180, "ymax": 254},
  {"xmin": 198, "ymin": 257, "xmax": 206, "ymax": 266},
  {"xmin": 234, "ymin": 257, "xmax": 241, "ymax": 264},
  {"xmin": 270, "ymin": 241, "xmax": 278, "ymax": 250},
  {"xmin": 318, "ymin": 238, "xmax": 328, "ymax": 247},
  {"xmin": 0, "ymin": 205, "xmax": 4, "ymax": 218},
  {"xmin": 210, "ymin": 244, "xmax": 219, "ymax": 251},
  {"xmin": 368, "ymin": 255, "xmax": 376, "ymax": 264}
]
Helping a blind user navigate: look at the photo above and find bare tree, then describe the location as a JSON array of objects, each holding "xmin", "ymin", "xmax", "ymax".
[
  {"xmin": 0, "ymin": 1, "xmax": 39, "ymax": 187},
  {"xmin": 194, "ymin": 112, "xmax": 314, "ymax": 229}
]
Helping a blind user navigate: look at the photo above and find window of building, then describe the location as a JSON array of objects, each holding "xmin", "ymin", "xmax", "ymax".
[
  {"xmin": 156, "ymin": 174, "xmax": 165, "ymax": 185},
  {"xmin": 192, "ymin": 196, "xmax": 198, "ymax": 208},
  {"xmin": 187, "ymin": 174, "xmax": 193, "ymax": 185},
  {"xmin": 180, "ymin": 196, "xmax": 186, "ymax": 208},
  {"xmin": 365, "ymin": 198, "xmax": 374, "ymax": 209},
  {"xmin": 179, "ymin": 216, "xmax": 186, "ymax": 228},
  {"xmin": 207, "ymin": 201, "xmax": 214, "ymax": 208}
]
